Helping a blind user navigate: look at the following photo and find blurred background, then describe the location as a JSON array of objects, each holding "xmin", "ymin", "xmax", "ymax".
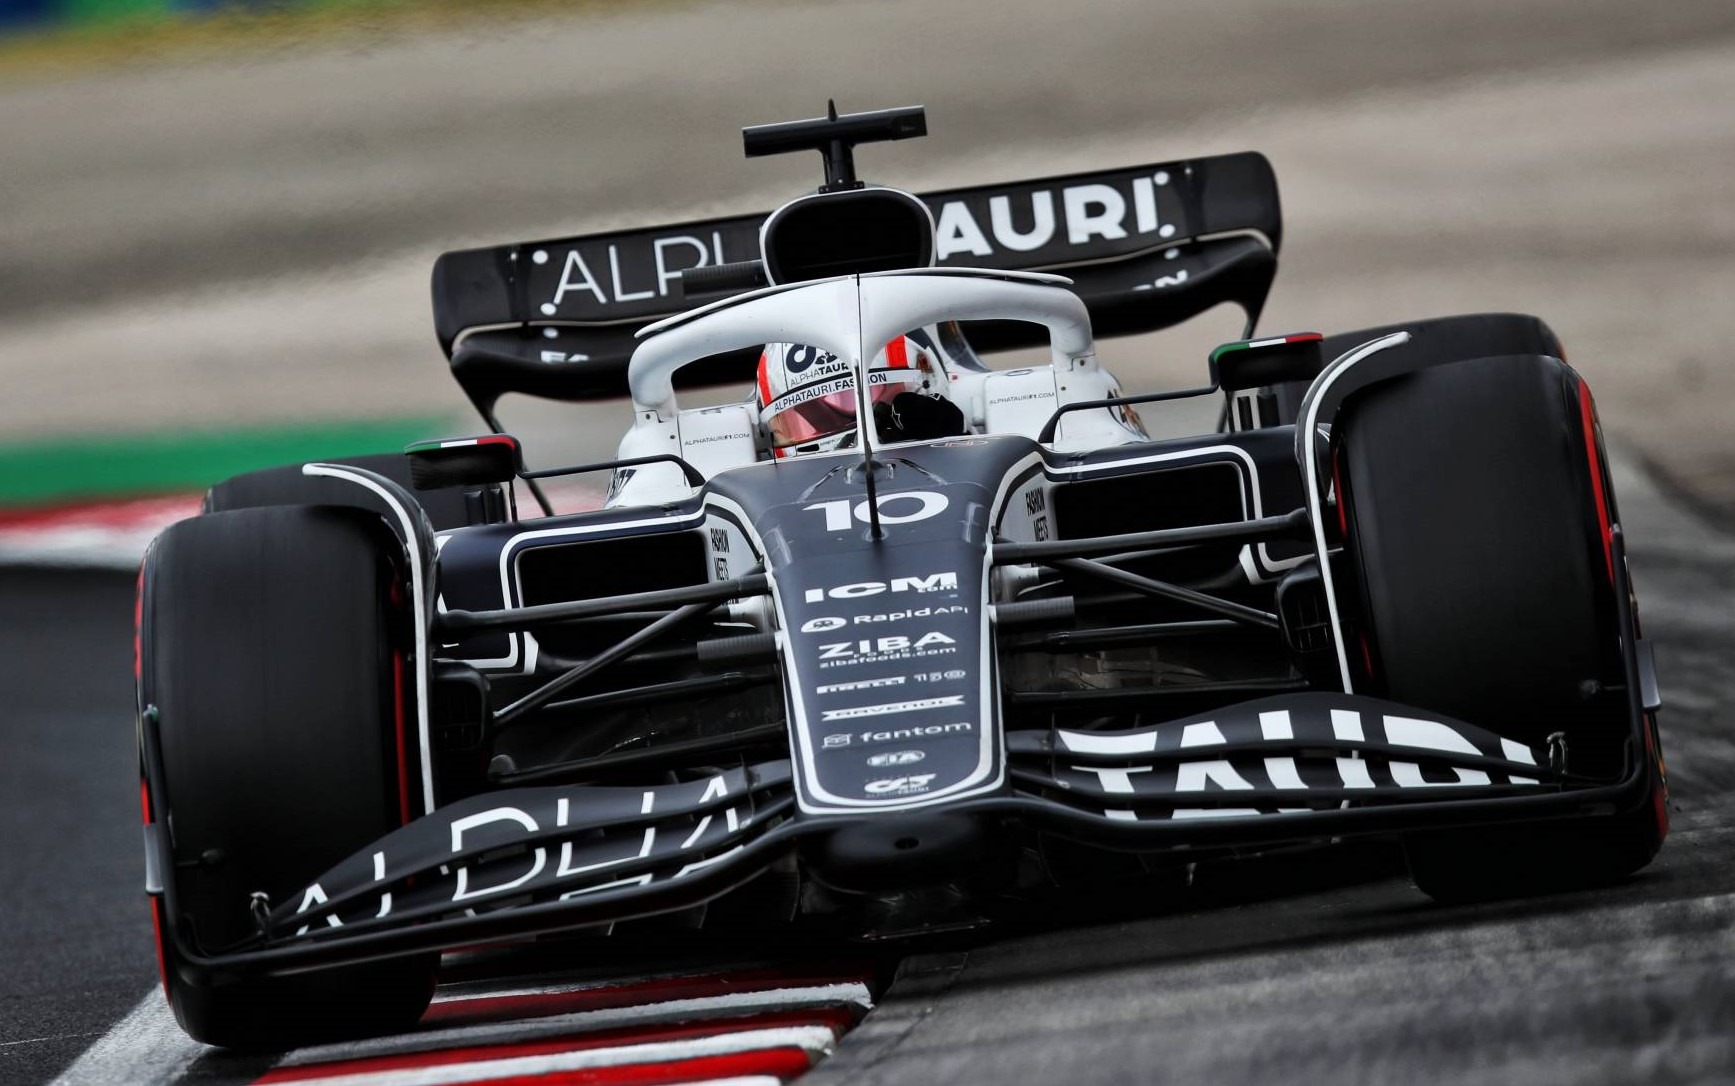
[{"xmin": 1, "ymin": 0, "xmax": 1732, "ymax": 509}]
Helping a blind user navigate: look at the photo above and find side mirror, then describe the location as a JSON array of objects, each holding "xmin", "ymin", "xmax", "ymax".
[
  {"xmin": 1210, "ymin": 332, "xmax": 1324, "ymax": 393},
  {"xmin": 405, "ymin": 434, "xmax": 523, "ymax": 491}
]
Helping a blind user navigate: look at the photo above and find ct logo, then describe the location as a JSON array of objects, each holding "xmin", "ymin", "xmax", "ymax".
[{"xmin": 864, "ymin": 773, "xmax": 937, "ymax": 795}]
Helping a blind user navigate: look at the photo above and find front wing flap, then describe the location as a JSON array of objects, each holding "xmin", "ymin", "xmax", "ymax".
[
  {"xmin": 1009, "ymin": 693, "xmax": 1558, "ymax": 820},
  {"xmin": 269, "ymin": 761, "xmax": 795, "ymax": 939}
]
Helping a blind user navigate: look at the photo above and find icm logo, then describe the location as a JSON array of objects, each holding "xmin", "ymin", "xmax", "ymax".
[
  {"xmin": 864, "ymin": 773, "xmax": 937, "ymax": 796},
  {"xmin": 800, "ymin": 616, "xmax": 846, "ymax": 634},
  {"xmin": 867, "ymin": 750, "xmax": 926, "ymax": 768},
  {"xmin": 805, "ymin": 572, "xmax": 958, "ymax": 604}
]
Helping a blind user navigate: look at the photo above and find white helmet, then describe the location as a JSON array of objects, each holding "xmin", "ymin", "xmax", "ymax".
[{"xmin": 756, "ymin": 336, "xmax": 935, "ymax": 456}]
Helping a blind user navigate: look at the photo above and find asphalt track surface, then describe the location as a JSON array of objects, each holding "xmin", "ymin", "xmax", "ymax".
[{"xmin": 2, "ymin": 458, "xmax": 1732, "ymax": 1085}]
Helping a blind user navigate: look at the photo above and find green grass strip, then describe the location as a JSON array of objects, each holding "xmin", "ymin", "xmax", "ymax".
[
  {"xmin": 0, "ymin": 0, "xmax": 687, "ymax": 82},
  {"xmin": 0, "ymin": 416, "xmax": 455, "ymax": 507},
  {"xmin": 63, "ymin": 0, "xmax": 171, "ymax": 26}
]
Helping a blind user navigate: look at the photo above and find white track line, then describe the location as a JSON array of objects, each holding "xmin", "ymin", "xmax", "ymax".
[
  {"xmin": 48, "ymin": 989, "xmax": 206, "ymax": 1086},
  {"xmin": 282, "ymin": 982, "xmax": 872, "ymax": 1067},
  {"xmin": 428, "ymin": 976, "xmax": 869, "ymax": 1006},
  {"xmin": 268, "ymin": 1025, "xmax": 836, "ymax": 1086},
  {"xmin": 53, "ymin": 978, "xmax": 869, "ymax": 1085}
]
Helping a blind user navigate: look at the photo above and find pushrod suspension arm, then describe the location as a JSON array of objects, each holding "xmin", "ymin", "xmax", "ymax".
[
  {"xmin": 1051, "ymin": 556, "xmax": 1280, "ymax": 629},
  {"xmin": 438, "ymin": 573, "xmax": 768, "ymax": 634},
  {"xmin": 492, "ymin": 600, "xmax": 716, "ymax": 726},
  {"xmin": 991, "ymin": 508, "xmax": 1308, "ymax": 565}
]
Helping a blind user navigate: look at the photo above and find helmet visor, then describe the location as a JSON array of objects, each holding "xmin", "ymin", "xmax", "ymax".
[{"xmin": 765, "ymin": 378, "xmax": 904, "ymax": 448}]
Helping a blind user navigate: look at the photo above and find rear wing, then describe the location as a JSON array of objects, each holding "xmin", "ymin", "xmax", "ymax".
[{"xmin": 431, "ymin": 151, "xmax": 1280, "ymax": 411}]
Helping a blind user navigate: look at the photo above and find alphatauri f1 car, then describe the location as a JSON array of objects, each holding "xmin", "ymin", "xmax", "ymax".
[{"xmin": 137, "ymin": 104, "xmax": 1667, "ymax": 1047}]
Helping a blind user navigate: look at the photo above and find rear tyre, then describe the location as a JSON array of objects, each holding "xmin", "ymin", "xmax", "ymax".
[
  {"xmin": 141, "ymin": 506, "xmax": 434, "ymax": 1048},
  {"xmin": 204, "ymin": 451, "xmax": 473, "ymax": 530},
  {"xmin": 1332, "ymin": 354, "xmax": 1665, "ymax": 903}
]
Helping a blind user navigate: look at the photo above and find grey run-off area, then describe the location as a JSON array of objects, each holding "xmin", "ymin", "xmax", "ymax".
[{"xmin": 1, "ymin": 0, "xmax": 1734, "ymax": 503}]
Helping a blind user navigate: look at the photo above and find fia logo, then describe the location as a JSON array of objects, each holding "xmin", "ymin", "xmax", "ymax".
[{"xmin": 866, "ymin": 750, "xmax": 926, "ymax": 768}]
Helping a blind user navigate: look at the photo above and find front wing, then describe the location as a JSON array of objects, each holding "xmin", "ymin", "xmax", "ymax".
[{"xmin": 142, "ymin": 688, "xmax": 1654, "ymax": 980}]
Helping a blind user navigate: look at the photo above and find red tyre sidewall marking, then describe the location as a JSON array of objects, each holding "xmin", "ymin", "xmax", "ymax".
[
  {"xmin": 135, "ymin": 560, "xmax": 171, "ymax": 996},
  {"xmin": 1575, "ymin": 380, "xmax": 1616, "ymax": 583},
  {"xmin": 142, "ymin": 773, "xmax": 168, "ymax": 995},
  {"xmin": 1576, "ymin": 377, "xmax": 1667, "ymax": 840},
  {"xmin": 392, "ymin": 650, "xmax": 412, "ymax": 827},
  {"xmin": 1645, "ymin": 711, "xmax": 1669, "ymax": 838},
  {"xmin": 386, "ymin": 567, "xmax": 414, "ymax": 826},
  {"xmin": 1330, "ymin": 446, "xmax": 1376, "ymax": 685}
]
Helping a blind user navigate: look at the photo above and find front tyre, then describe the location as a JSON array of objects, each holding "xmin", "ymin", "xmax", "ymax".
[
  {"xmin": 140, "ymin": 505, "xmax": 434, "ymax": 1048},
  {"xmin": 1332, "ymin": 354, "xmax": 1666, "ymax": 903}
]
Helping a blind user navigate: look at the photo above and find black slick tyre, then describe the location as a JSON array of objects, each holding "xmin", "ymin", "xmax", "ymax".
[
  {"xmin": 1332, "ymin": 354, "xmax": 1665, "ymax": 903},
  {"xmin": 204, "ymin": 451, "xmax": 473, "ymax": 531},
  {"xmin": 139, "ymin": 505, "xmax": 434, "ymax": 1049}
]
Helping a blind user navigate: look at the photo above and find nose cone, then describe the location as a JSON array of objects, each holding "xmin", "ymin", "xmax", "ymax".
[{"xmin": 805, "ymin": 811, "xmax": 989, "ymax": 892}]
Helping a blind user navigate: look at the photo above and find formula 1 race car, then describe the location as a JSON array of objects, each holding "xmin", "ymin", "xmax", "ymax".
[{"xmin": 135, "ymin": 104, "xmax": 1667, "ymax": 1048}]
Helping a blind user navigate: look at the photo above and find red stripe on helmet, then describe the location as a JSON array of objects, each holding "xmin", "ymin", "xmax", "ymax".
[
  {"xmin": 886, "ymin": 337, "xmax": 909, "ymax": 368},
  {"xmin": 756, "ymin": 351, "xmax": 773, "ymax": 405}
]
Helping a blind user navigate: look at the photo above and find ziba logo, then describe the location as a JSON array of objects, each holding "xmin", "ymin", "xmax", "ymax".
[{"xmin": 817, "ymin": 632, "xmax": 957, "ymax": 661}]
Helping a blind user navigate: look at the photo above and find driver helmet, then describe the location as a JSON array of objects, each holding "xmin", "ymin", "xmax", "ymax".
[{"xmin": 756, "ymin": 336, "xmax": 936, "ymax": 457}]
